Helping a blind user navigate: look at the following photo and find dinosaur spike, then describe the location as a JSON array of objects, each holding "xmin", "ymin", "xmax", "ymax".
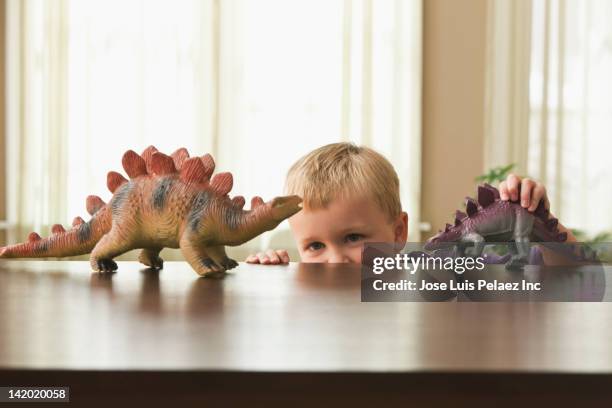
[
  {"xmin": 465, "ymin": 198, "xmax": 478, "ymax": 217},
  {"xmin": 107, "ymin": 171, "xmax": 128, "ymax": 193},
  {"xmin": 122, "ymin": 150, "xmax": 148, "ymax": 179},
  {"xmin": 210, "ymin": 172, "xmax": 233, "ymax": 196},
  {"xmin": 170, "ymin": 148, "xmax": 190, "ymax": 170},
  {"xmin": 200, "ymin": 154, "xmax": 215, "ymax": 180},
  {"xmin": 231, "ymin": 196, "xmax": 246, "ymax": 209},
  {"xmin": 251, "ymin": 196, "xmax": 264, "ymax": 210},
  {"xmin": 0, "ymin": 147, "xmax": 304, "ymax": 276},
  {"xmin": 86, "ymin": 195, "xmax": 106, "ymax": 215},
  {"xmin": 141, "ymin": 145, "xmax": 159, "ymax": 174},
  {"xmin": 534, "ymin": 200, "xmax": 549, "ymax": 219},
  {"xmin": 150, "ymin": 152, "xmax": 177, "ymax": 175},
  {"xmin": 454, "ymin": 210, "xmax": 467, "ymax": 226},
  {"xmin": 27, "ymin": 232, "xmax": 41, "ymax": 242},
  {"xmin": 444, "ymin": 223, "xmax": 452, "ymax": 232},
  {"xmin": 483, "ymin": 183, "xmax": 501, "ymax": 199},
  {"xmin": 557, "ymin": 232, "xmax": 568, "ymax": 242},
  {"xmin": 477, "ymin": 185, "xmax": 496, "ymax": 208},
  {"xmin": 545, "ymin": 218, "xmax": 558, "ymax": 231},
  {"xmin": 179, "ymin": 157, "xmax": 207, "ymax": 184},
  {"xmin": 72, "ymin": 216, "xmax": 85, "ymax": 227}
]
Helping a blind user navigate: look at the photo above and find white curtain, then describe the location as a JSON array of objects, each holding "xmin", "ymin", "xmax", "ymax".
[
  {"xmin": 484, "ymin": 0, "xmax": 532, "ymax": 174},
  {"xmin": 6, "ymin": 0, "xmax": 69, "ymax": 240},
  {"xmin": 6, "ymin": 0, "xmax": 422, "ymax": 260},
  {"xmin": 485, "ymin": 0, "xmax": 612, "ymax": 237}
]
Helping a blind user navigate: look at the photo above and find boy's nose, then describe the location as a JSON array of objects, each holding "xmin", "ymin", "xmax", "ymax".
[{"xmin": 327, "ymin": 249, "xmax": 350, "ymax": 263}]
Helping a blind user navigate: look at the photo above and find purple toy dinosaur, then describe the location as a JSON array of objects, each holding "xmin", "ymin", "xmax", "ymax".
[{"xmin": 424, "ymin": 183, "xmax": 567, "ymax": 269}]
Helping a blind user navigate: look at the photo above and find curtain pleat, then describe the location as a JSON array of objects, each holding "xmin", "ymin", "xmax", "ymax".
[{"xmin": 485, "ymin": 0, "xmax": 612, "ymax": 236}]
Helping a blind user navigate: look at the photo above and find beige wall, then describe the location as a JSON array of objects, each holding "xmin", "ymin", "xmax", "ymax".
[
  {"xmin": 0, "ymin": 0, "xmax": 6, "ymax": 245},
  {"xmin": 421, "ymin": 0, "xmax": 487, "ymax": 239}
]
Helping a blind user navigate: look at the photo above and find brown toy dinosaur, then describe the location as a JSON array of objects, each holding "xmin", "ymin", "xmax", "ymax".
[{"xmin": 0, "ymin": 146, "xmax": 302, "ymax": 277}]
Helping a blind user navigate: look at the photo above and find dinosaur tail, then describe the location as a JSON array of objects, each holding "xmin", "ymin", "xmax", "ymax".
[{"xmin": 0, "ymin": 198, "xmax": 112, "ymax": 259}]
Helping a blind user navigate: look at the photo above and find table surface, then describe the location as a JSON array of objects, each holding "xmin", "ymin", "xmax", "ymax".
[{"xmin": 1, "ymin": 260, "xmax": 612, "ymax": 373}]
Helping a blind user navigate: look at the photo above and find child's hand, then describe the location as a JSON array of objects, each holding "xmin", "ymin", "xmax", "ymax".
[
  {"xmin": 499, "ymin": 174, "xmax": 550, "ymax": 212},
  {"xmin": 499, "ymin": 174, "xmax": 579, "ymax": 262},
  {"xmin": 245, "ymin": 249, "xmax": 290, "ymax": 264}
]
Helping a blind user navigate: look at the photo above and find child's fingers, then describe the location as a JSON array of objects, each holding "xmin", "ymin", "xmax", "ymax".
[
  {"xmin": 528, "ymin": 183, "xmax": 547, "ymax": 212},
  {"xmin": 499, "ymin": 181, "xmax": 510, "ymax": 200},
  {"xmin": 245, "ymin": 254, "xmax": 260, "ymax": 264},
  {"xmin": 258, "ymin": 252, "xmax": 272, "ymax": 264},
  {"xmin": 500, "ymin": 174, "xmax": 550, "ymax": 212},
  {"xmin": 520, "ymin": 178, "xmax": 536, "ymax": 208},
  {"xmin": 505, "ymin": 174, "xmax": 521, "ymax": 201},
  {"xmin": 247, "ymin": 250, "xmax": 289, "ymax": 265},
  {"xmin": 277, "ymin": 249, "xmax": 290, "ymax": 264},
  {"xmin": 265, "ymin": 249, "xmax": 281, "ymax": 264}
]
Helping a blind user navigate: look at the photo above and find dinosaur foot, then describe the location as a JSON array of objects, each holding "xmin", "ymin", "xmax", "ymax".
[
  {"xmin": 138, "ymin": 253, "xmax": 164, "ymax": 270},
  {"xmin": 93, "ymin": 259, "xmax": 118, "ymax": 273},
  {"xmin": 200, "ymin": 257, "xmax": 238, "ymax": 277},
  {"xmin": 199, "ymin": 258, "xmax": 227, "ymax": 279},
  {"xmin": 220, "ymin": 257, "xmax": 239, "ymax": 270},
  {"xmin": 505, "ymin": 258, "xmax": 527, "ymax": 271}
]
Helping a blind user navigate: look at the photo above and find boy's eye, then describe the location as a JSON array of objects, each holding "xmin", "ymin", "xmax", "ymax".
[
  {"xmin": 307, "ymin": 242, "xmax": 325, "ymax": 251},
  {"xmin": 345, "ymin": 233, "xmax": 364, "ymax": 243}
]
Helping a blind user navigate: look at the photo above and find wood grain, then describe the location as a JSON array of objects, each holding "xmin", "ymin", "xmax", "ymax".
[
  {"xmin": 0, "ymin": 260, "xmax": 611, "ymax": 372},
  {"xmin": 1, "ymin": 260, "xmax": 612, "ymax": 405}
]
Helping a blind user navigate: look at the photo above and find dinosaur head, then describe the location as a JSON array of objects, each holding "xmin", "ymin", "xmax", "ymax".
[
  {"xmin": 211, "ymin": 194, "xmax": 303, "ymax": 246},
  {"xmin": 424, "ymin": 227, "xmax": 462, "ymax": 251},
  {"xmin": 244, "ymin": 194, "xmax": 303, "ymax": 233},
  {"xmin": 268, "ymin": 195, "xmax": 303, "ymax": 222}
]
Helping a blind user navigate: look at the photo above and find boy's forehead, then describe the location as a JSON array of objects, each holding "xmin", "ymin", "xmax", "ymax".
[
  {"xmin": 289, "ymin": 195, "xmax": 390, "ymax": 236},
  {"xmin": 305, "ymin": 192, "xmax": 376, "ymax": 210}
]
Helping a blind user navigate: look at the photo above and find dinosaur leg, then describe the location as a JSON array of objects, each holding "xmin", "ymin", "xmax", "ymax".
[
  {"xmin": 206, "ymin": 246, "xmax": 239, "ymax": 271},
  {"xmin": 138, "ymin": 247, "xmax": 164, "ymax": 269},
  {"xmin": 179, "ymin": 236, "xmax": 225, "ymax": 278},
  {"xmin": 507, "ymin": 237, "xmax": 531, "ymax": 270},
  {"xmin": 507, "ymin": 242, "xmax": 524, "ymax": 270},
  {"xmin": 452, "ymin": 244, "xmax": 465, "ymax": 258},
  {"xmin": 507, "ymin": 211, "xmax": 534, "ymax": 270},
  {"xmin": 462, "ymin": 233, "xmax": 485, "ymax": 258},
  {"xmin": 90, "ymin": 230, "xmax": 136, "ymax": 273}
]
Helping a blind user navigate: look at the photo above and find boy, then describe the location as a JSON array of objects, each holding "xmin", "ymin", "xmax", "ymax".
[{"xmin": 246, "ymin": 143, "xmax": 575, "ymax": 264}]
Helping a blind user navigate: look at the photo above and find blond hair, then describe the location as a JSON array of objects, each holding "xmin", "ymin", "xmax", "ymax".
[{"xmin": 285, "ymin": 143, "xmax": 401, "ymax": 221}]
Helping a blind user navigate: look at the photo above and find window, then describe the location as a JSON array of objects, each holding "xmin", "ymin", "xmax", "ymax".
[
  {"xmin": 6, "ymin": 0, "xmax": 422, "ymax": 258},
  {"xmin": 485, "ymin": 0, "xmax": 612, "ymax": 238},
  {"xmin": 528, "ymin": 0, "xmax": 612, "ymax": 236}
]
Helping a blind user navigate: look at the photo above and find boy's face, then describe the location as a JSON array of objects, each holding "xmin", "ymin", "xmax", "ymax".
[{"xmin": 289, "ymin": 195, "xmax": 408, "ymax": 263}]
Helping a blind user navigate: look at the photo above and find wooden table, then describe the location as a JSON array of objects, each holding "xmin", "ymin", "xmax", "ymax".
[{"xmin": 1, "ymin": 260, "xmax": 612, "ymax": 406}]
